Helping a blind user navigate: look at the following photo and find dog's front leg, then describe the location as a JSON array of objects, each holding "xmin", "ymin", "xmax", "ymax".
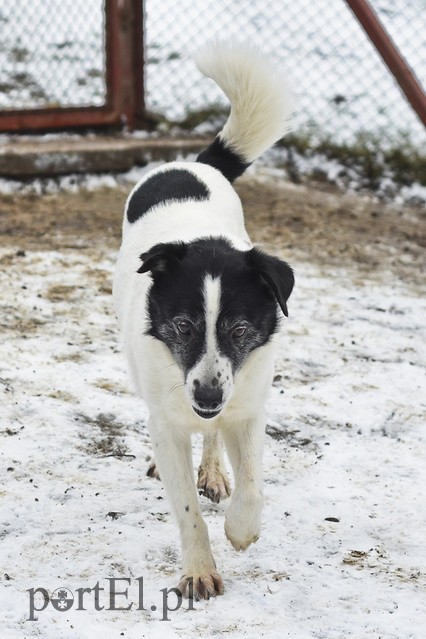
[
  {"xmin": 148, "ymin": 419, "xmax": 224, "ymax": 599},
  {"xmin": 221, "ymin": 415, "xmax": 265, "ymax": 551}
]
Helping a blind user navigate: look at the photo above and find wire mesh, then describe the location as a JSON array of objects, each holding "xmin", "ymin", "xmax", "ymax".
[
  {"xmin": 0, "ymin": 0, "xmax": 424, "ymax": 149},
  {"xmin": 144, "ymin": 0, "xmax": 426, "ymax": 148},
  {"xmin": 0, "ymin": 0, "xmax": 106, "ymax": 110}
]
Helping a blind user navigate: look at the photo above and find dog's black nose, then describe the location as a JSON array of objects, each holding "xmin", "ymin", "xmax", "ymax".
[{"xmin": 193, "ymin": 384, "xmax": 223, "ymax": 412}]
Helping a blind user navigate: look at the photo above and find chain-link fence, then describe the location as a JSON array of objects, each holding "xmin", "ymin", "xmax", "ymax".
[
  {"xmin": 0, "ymin": 0, "xmax": 106, "ymax": 110},
  {"xmin": 0, "ymin": 0, "xmax": 424, "ymax": 151},
  {"xmin": 144, "ymin": 0, "xmax": 426, "ymax": 149}
]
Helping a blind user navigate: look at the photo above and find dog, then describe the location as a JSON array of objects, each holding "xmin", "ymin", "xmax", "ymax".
[{"xmin": 113, "ymin": 41, "xmax": 294, "ymax": 600}]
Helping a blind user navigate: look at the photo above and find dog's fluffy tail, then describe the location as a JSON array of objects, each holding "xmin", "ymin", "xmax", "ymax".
[{"xmin": 195, "ymin": 41, "xmax": 292, "ymax": 182}]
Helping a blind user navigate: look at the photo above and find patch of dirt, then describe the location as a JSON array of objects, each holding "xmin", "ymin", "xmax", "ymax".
[
  {"xmin": 45, "ymin": 284, "xmax": 85, "ymax": 302},
  {"xmin": 76, "ymin": 412, "xmax": 132, "ymax": 458},
  {"xmin": 0, "ymin": 175, "xmax": 424, "ymax": 287},
  {"xmin": 0, "ymin": 305, "xmax": 48, "ymax": 334},
  {"xmin": 238, "ymin": 176, "xmax": 425, "ymax": 287},
  {"xmin": 343, "ymin": 547, "xmax": 426, "ymax": 589},
  {"xmin": 266, "ymin": 423, "xmax": 316, "ymax": 451}
]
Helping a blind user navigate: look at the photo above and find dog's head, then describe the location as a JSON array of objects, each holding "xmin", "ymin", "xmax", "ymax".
[{"xmin": 138, "ymin": 238, "xmax": 294, "ymax": 419}]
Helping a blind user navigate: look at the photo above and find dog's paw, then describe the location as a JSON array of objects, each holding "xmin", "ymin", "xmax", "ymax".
[
  {"xmin": 197, "ymin": 464, "xmax": 231, "ymax": 503},
  {"xmin": 225, "ymin": 525, "xmax": 260, "ymax": 551},
  {"xmin": 146, "ymin": 462, "xmax": 160, "ymax": 480},
  {"xmin": 178, "ymin": 572, "xmax": 224, "ymax": 600},
  {"xmin": 224, "ymin": 495, "xmax": 262, "ymax": 551}
]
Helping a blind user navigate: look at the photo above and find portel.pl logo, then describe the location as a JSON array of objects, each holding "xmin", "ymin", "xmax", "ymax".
[{"xmin": 27, "ymin": 577, "xmax": 195, "ymax": 621}]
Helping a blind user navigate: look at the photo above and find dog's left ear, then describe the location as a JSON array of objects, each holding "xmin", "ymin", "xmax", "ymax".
[
  {"xmin": 137, "ymin": 242, "xmax": 187, "ymax": 275},
  {"xmin": 247, "ymin": 247, "xmax": 295, "ymax": 317}
]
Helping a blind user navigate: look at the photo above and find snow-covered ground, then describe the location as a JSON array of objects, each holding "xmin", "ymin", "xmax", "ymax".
[{"xmin": 1, "ymin": 182, "xmax": 425, "ymax": 637}]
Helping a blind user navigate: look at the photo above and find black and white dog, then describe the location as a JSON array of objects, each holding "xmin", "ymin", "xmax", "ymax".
[{"xmin": 113, "ymin": 42, "xmax": 294, "ymax": 600}]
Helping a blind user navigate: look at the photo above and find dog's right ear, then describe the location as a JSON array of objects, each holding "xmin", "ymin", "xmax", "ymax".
[{"xmin": 137, "ymin": 242, "xmax": 187, "ymax": 275}]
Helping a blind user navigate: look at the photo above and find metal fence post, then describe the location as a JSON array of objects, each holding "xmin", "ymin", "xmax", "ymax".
[
  {"xmin": 0, "ymin": 0, "xmax": 145, "ymax": 132},
  {"xmin": 106, "ymin": 0, "xmax": 145, "ymax": 130},
  {"xmin": 344, "ymin": 0, "xmax": 426, "ymax": 127}
]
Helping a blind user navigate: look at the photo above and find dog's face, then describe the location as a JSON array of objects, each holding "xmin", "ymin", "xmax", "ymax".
[{"xmin": 138, "ymin": 238, "xmax": 294, "ymax": 419}]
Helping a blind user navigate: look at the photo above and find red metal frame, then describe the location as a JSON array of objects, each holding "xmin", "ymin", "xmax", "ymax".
[
  {"xmin": 345, "ymin": 0, "xmax": 426, "ymax": 127},
  {"xmin": 0, "ymin": 0, "xmax": 145, "ymax": 132}
]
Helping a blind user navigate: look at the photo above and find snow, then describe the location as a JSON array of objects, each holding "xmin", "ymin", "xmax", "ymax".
[
  {"xmin": 399, "ymin": 183, "xmax": 426, "ymax": 205},
  {"xmin": 1, "ymin": 196, "xmax": 425, "ymax": 637}
]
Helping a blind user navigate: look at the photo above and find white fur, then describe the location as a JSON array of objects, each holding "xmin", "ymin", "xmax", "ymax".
[
  {"xmin": 195, "ymin": 41, "xmax": 292, "ymax": 162},
  {"xmin": 112, "ymin": 43, "xmax": 287, "ymax": 599},
  {"xmin": 185, "ymin": 275, "xmax": 233, "ymax": 411}
]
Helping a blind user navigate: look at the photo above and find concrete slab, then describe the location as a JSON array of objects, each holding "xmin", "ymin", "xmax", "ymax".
[{"xmin": 0, "ymin": 136, "xmax": 211, "ymax": 178}]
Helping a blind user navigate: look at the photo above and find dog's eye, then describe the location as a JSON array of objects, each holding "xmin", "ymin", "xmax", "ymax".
[
  {"xmin": 231, "ymin": 325, "xmax": 247, "ymax": 339},
  {"xmin": 176, "ymin": 320, "xmax": 192, "ymax": 335}
]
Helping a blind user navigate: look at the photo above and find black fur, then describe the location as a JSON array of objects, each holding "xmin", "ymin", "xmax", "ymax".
[
  {"xmin": 137, "ymin": 242, "xmax": 187, "ymax": 274},
  {"xmin": 246, "ymin": 248, "xmax": 294, "ymax": 317},
  {"xmin": 126, "ymin": 169, "xmax": 210, "ymax": 224},
  {"xmin": 197, "ymin": 137, "xmax": 251, "ymax": 183},
  {"xmin": 139, "ymin": 238, "xmax": 294, "ymax": 376}
]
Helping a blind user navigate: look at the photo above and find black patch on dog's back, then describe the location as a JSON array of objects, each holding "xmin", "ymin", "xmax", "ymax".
[{"xmin": 127, "ymin": 169, "xmax": 210, "ymax": 224}]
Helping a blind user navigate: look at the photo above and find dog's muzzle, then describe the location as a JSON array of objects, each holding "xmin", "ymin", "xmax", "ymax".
[{"xmin": 192, "ymin": 383, "xmax": 223, "ymax": 419}]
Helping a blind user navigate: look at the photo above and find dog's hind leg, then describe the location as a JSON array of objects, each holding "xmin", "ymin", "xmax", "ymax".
[
  {"xmin": 148, "ymin": 432, "xmax": 231, "ymax": 504},
  {"xmin": 197, "ymin": 431, "xmax": 231, "ymax": 503},
  {"xmin": 146, "ymin": 460, "xmax": 160, "ymax": 479},
  {"xmin": 148, "ymin": 418, "xmax": 224, "ymax": 600},
  {"xmin": 221, "ymin": 414, "xmax": 265, "ymax": 551}
]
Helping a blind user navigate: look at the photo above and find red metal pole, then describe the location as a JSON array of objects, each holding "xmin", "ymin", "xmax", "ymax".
[
  {"xmin": 344, "ymin": 0, "xmax": 426, "ymax": 127},
  {"xmin": 106, "ymin": 0, "xmax": 145, "ymax": 130},
  {"xmin": 130, "ymin": 0, "xmax": 146, "ymax": 128}
]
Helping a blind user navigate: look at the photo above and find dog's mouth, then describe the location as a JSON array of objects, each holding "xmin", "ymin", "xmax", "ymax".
[{"xmin": 192, "ymin": 406, "xmax": 221, "ymax": 420}]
